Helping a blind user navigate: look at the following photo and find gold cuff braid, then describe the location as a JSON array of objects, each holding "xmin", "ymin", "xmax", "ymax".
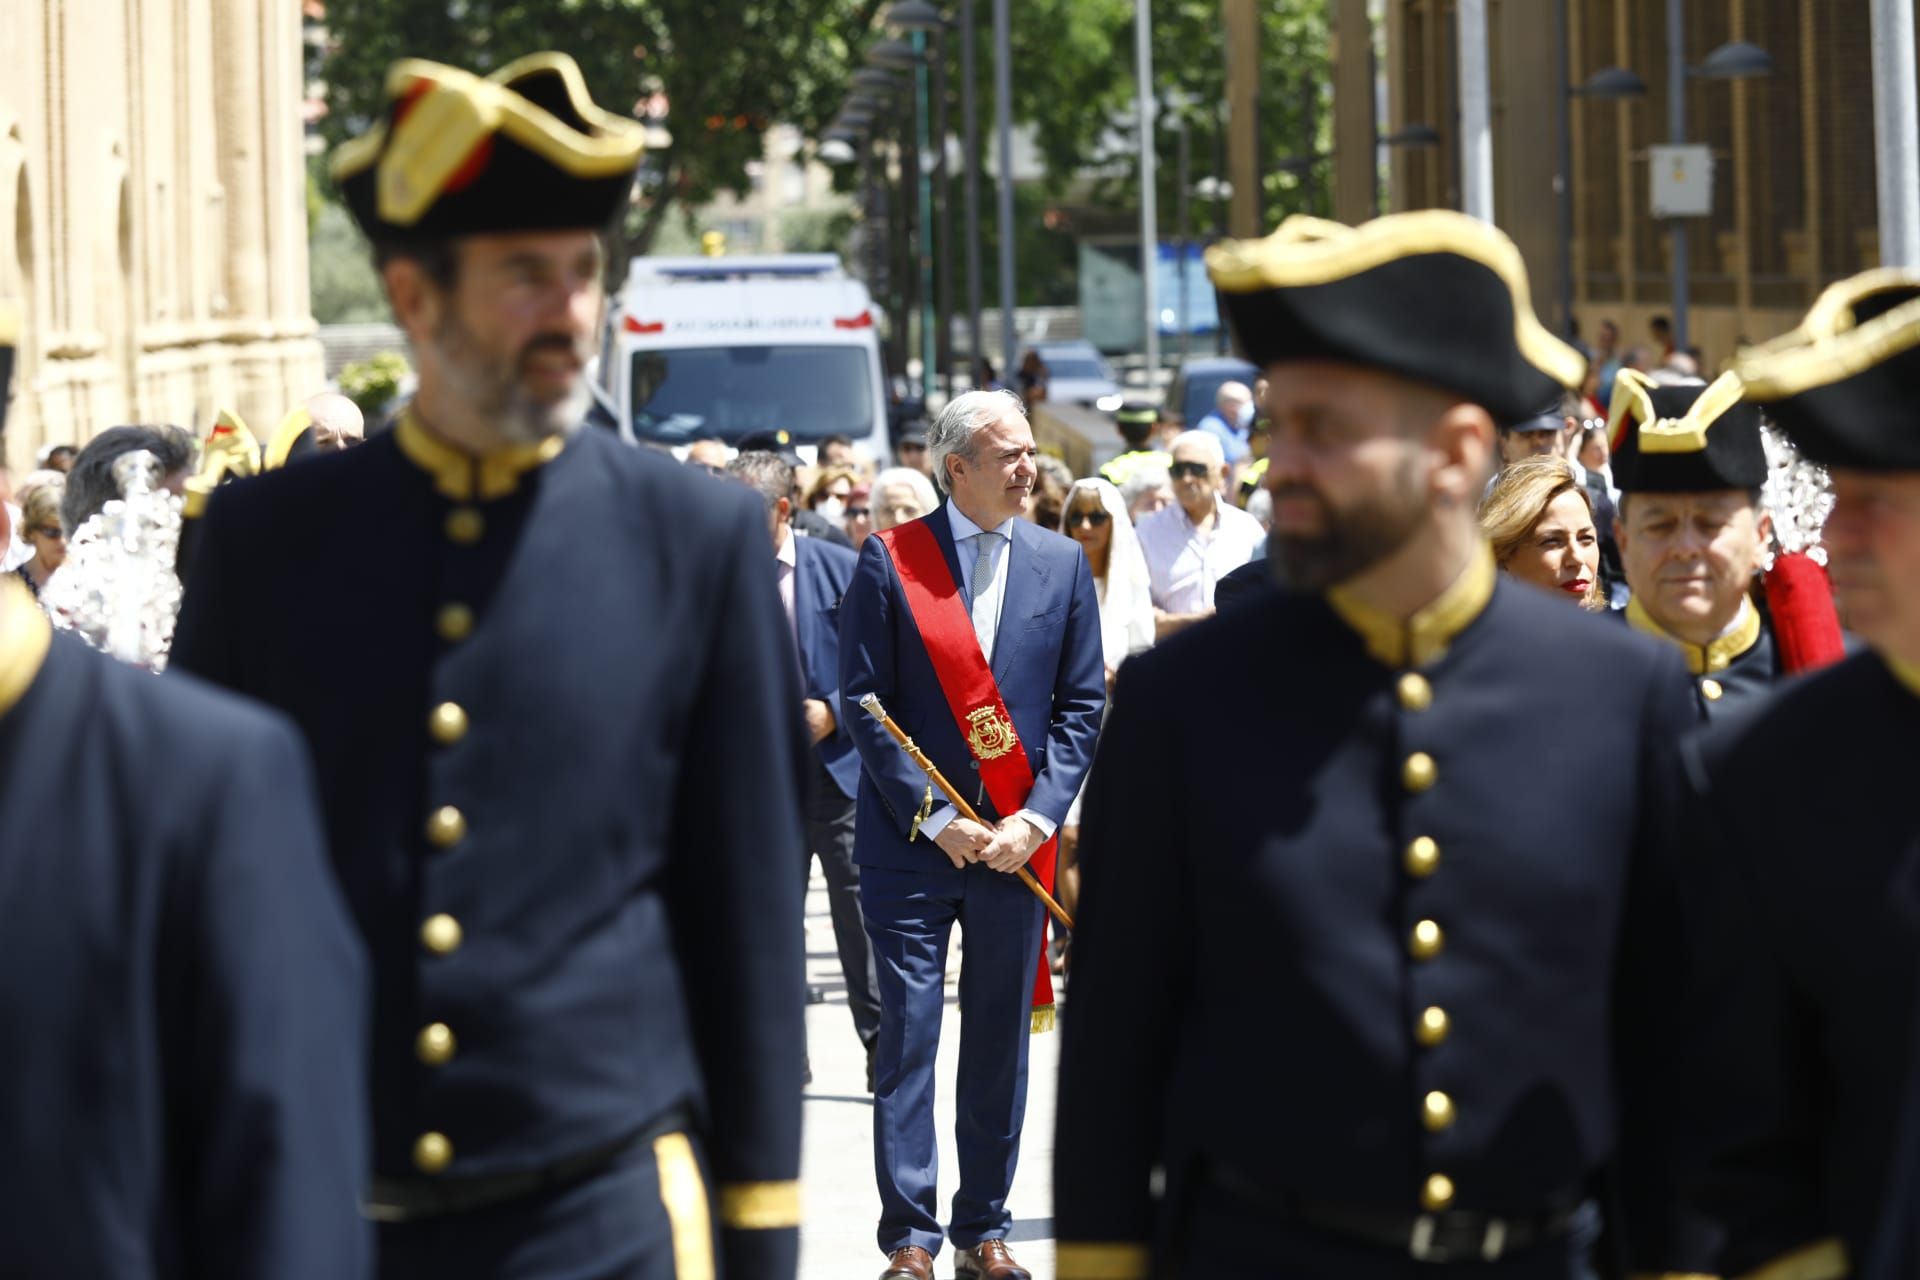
[{"xmin": 717, "ymin": 1179, "xmax": 801, "ymax": 1230}]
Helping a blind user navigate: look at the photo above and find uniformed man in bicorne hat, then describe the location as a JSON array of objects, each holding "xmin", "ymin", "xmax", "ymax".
[
  {"xmin": 1653, "ymin": 268, "xmax": 1920, "ymax": 1280},
  {"xmin": 1052, "ymin": 211, "xmax": 1699, "ymax": 1279},
  {"xmin": 171, "ymin": 53, "xmax": 808, "ymax": 1279},
  {"xmin": 1606, "ymin": 368, "xmax": 1779, "ymax": 718},
  {"xmin": 0, "ymin": 308, "xmax": 372, "ymax": 1277}
]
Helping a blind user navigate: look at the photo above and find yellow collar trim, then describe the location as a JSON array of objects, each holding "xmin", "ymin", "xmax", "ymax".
[
  {"xmin": 394, "ymin": 409, "xmax": 566, "ymax": 502},
  {"xmin": 0, "ymin": 576, "xmax": 53, "ymax": 720},
  {"xmin": 1625, "ymin": 596, "xmax": 1762, "ymax": 675},
  {"xmin": 1326, "ymin": 541, "xmax": 1496, "ymax": 670},
  {"xmin": 1607, "ymin": 368, "xmax": 1747, "ymax": 456},
  {"xmin": 1203, "ymin": 211, "xmax": 1586, "ymax": 392}
]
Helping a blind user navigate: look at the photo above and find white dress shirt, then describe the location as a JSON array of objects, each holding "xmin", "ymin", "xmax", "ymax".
[
  {"xmin": 775, "ymin": 524, "xmax": 799, "ymax": 654},
  {"xmin": 1136, "ymin": 495, "xmax": 1266, "ymax": 614},
  {"xmin": 918, "ymin": 503, "xmax": 1057, "ymax": 846}
]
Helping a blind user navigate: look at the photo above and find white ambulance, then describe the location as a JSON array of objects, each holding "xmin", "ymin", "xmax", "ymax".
[{"xmin": 601, "ymin": 253, "xmax": 890, "ymax": 460}]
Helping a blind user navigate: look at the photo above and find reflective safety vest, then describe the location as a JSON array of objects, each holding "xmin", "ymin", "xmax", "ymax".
[{"xmin": 1099, "ymin": 449, "xmax": 1173, "ymax": 487}]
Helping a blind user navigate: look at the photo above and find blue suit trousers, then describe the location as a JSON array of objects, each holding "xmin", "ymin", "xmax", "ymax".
[{"xmin": 861, "ymin": 861, "xmax": 1046, "ymax": 1257}]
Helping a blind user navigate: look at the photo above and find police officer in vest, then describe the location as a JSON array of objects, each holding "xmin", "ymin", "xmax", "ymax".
[
  {"xmin": 1097, "ymin": 401, "xmax": 1172, "ymax": 488},
  {"xmin": 1053, "ymin": 210, "xmax": 1698, "ymax": 1279},
  {"xmin": 172, "ymin": 53, "xmax": 808, "ymax": 1279},
  {"xmin": 1607, "ymin": 369, "xmax": 1780, "ymax": 718},
  {"xmin": 1657, "ymin": 268, "xmax": 1920, "ymax": 1280}
]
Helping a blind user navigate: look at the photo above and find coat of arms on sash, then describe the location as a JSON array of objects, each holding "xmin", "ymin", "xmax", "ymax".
[{"xmin": 965, "ymin": 705, "xmax": 1018, "ymax": 761}]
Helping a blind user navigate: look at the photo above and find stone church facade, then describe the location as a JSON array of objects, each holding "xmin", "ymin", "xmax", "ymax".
[{"xmin": 1, "ymin": 0, "xmax": 320, "ymax": 468}]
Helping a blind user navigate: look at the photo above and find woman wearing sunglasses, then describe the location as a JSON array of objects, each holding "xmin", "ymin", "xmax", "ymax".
[
  {"xmin": 1053, "ymin": 477, "xmax": 1155, "ymax": 962},
  {"xmin": 12, "ymin": 474, "xmax": 66, "ymax": 601}
]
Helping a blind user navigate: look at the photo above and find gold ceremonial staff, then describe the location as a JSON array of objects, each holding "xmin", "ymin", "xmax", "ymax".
[{"xmin": 858, "ymin": 694, "xmax": 1075, "ymax": 932}]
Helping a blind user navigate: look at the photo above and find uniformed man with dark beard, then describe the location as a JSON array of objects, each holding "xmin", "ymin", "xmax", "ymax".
[
  {"xmin": 1655, "ymin": 267, "xmax": 1920, "ymax": 1280},
  {"xmin": 1606, "ymin": 369, "xmax": 1780, "ymax": 719},
  {"xmin": 1053, "ymin": 211, "xmax": 1697, "ymax": 1279},
  {"xmin": 172, "ymin": 54, "xmax": 808, "ymax": 1280}
]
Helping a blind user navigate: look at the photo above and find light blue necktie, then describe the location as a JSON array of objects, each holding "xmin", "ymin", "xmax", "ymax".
[{"xmin": 969, "ymin": 531, "xmax": 1002, "ymax": 659}]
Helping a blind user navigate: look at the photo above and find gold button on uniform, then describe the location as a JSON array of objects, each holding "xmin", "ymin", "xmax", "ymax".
[
  {"xmin": 445, "ymin": 507, "xmax": 485, "ymax": 545},
  {"xmin": 1701, "ymin": 678, "xmax": 1725, "ymax": 702},
  {"xmin": 1397, "ymin": 673, "xmax": 1433, "ymax": 712},
  {"xmin": 421, "ymin": 914, "xmax": 463, "ymax": 956},
  {"xmin": 416, "ymin": 1022, "xmax": 457, "ymax": 1066},
  {"xmin": 1402, "ymin": 752, "xmax": 1438, "ymax": 793},
  {"xmin": 1423, "ymin": 1090, "xmax": 1457, "ymax": 1131},
  {"xmin": 1422, "ymin": 1173, "xmax": 1456, "ymax": 1211},
  {"xmin": 425, "ymin": 806, "xmax": 467, "ymax": 848},
  {"xmin": 436, "ymin": 603, "xmax": 475, "ymax": 643},
  {"xmin": 429, "ymin": 702, "xmax": 469, "ymax": 745},
  {"xmin": 1410, "ymin": 919, "xmax": 1444, "ymax": 961},
  {"xmin": 1416, "ymin": 1006, "xmax": 1451, "ymax": 1047},
  {"xmin": 1404, "ymin": 836, "xmax": 1441, "ymax": 878},
  {"xmin": 413, "ymin": 1131, "xmax": 453, "ymax": 1174}
]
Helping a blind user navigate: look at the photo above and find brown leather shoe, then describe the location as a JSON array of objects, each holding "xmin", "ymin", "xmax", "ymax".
[
  {"xmin": 953, "ymin": 1240, "xmax": 1032, "ymax": 1280},
  {"xmin": 879, "ymin": 1245, "xmax": 933, "ymax": 1280}
]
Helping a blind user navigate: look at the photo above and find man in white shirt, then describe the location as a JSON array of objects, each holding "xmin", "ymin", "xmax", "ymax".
[{"xmin": 1136, "ymin": 429, "xmax": 1266, "ymax": 638}]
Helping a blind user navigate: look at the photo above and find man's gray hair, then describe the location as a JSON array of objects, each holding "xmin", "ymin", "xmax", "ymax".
[
  {"xmin": 725, "ymin": 450, "xmax": 795, "ymax": 512},
  {"xmin": 1168, "ymin": 429, "xmax": 1226, "ymax": 468},
  {"xmin": 872, "ymin": 466, "xmax": 939, "ymax": 516},
  {"xmin": 927, "ymin": 388, "xmax": 1026, "ymax": 496},
  {"xmin": 1119, "ymin": 464, "xmax": 1171, "ymax": 510}
]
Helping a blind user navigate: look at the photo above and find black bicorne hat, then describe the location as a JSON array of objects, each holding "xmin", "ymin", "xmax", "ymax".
[
  {"xmin": 331, "ymin": 53, "xmax": 645, "ymax": 245},
  {"xmin": 1732, "ymin": 269, "xmax": 1920, "ymax": 471},
  {"xmin": 1607, "ymin": 369, "xmax": 1766, "ymax": 493},
  {"xmin": 1204, "ymin": 211, "xmax": 1586, "ymax": 425}
]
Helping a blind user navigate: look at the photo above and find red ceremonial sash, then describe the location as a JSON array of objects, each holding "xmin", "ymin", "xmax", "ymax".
[{"xmin": 876, "ymin": 517, "xmax": 1057, "ymax": 1030}]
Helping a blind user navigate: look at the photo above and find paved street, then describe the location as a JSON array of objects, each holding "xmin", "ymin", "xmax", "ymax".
[{"xmin": 799, "ymin": 865, "xmax": 1060, "ymax": 1280}]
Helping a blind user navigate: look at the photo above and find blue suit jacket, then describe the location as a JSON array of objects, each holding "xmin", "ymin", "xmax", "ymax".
[
  {"xmin": 793, "ymin": 532, "xmax": 862, "ymax": 800},
  {"xmin": 838, "ymin": 502, "xmax": 1106, "ymax": 872}
]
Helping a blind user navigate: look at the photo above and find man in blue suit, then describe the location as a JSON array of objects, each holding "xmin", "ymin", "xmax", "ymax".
[
  {"xmin": 728, "ymin": 450, "xmax": 882, "ymax": 1082},
  {"xmin": 839, "ymin": 389, "xmax": 1106, "ymax": 1280}
]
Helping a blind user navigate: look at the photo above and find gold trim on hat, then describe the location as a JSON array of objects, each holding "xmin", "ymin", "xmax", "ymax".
[
  {"xmin": 1734, "ymin": 268, "xmax": 1920, "ymax": 400},
  {"xmin": 330, "ymin": 52, "xmax": 646, "ymax": 226},
  {"xmin": 1606, "ymin": 368, "xmax": 1748, "ymax": 457},
  {"xmin": 1203, "ymin": 210, "xmax": 1586, "ymax": 392}
]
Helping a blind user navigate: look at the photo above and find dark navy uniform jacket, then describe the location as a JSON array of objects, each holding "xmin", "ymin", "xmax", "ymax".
[
  {"xmin": 0, "ymin": 612, "xmax": 369, "ymax": 1279},
  {"xmin": 171, "ymin": 415, "xmax": 809, "ymax": 1276},
  {"xmin": 1054, "ymin": 550, "xmax": 1698, "ymax": 1279},
  {"xmin": 1664, "ymin": 651, "xmax": 1920, "ymax": 1279}
]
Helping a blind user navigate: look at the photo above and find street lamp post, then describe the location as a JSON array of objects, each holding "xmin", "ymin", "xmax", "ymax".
[
  {"xmin": 1134, "ymin": 0, "xmax": 1159, "ymax": 383},
  {"xmin": 960, "ymin": 0, "xmax": 984, "ymax": 386},
  {"xmin": 993, "ymin": 0, "xmax": 1015, "ymax": 377},
  {"xmin": 886, "ymin": 2, "xmax": 949, "ymax": 401},
  {"xmin": 1573, "ymin": 13, "xmax": 1773, "ymax": 355}
]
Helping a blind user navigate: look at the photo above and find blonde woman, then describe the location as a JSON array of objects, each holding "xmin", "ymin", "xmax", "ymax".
[
  {"xmin": 1480, "ymin": 454, "xmax": 1604, "ymax": 611},
  {"xmin": 11, "ymin": 473, "xmax": 66, "ymax": 601}
]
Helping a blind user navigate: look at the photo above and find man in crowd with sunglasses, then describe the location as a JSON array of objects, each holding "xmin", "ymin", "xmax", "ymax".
[{"xmin": 1135, "ymin": 428, "xmax": 1265, "ymax": 638}]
